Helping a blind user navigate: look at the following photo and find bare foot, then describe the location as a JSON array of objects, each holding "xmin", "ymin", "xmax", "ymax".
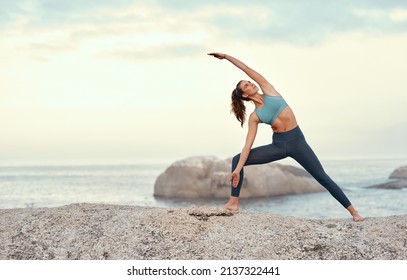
[
  {"xmin": 352, "ymin": 212, "xmax": 364, "ymax": 222},
  {"xmin": 223, "ymin": 197, "xmax": 239, "ymax": 213},
  {"xmin": 347, "ymin": 205, "xmax": 364, "ymax": 222},
  {"xmin": 223, "ymin": 202, "xmax": 239, "ymax": 213}
]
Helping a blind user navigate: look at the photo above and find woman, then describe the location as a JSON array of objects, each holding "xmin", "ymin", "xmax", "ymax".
[{"xmin": 208, "ymin": 52, "xmax": 364, "ymax": 222}]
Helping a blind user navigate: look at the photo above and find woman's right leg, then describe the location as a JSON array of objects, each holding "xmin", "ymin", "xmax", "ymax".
[
  {"xmin": 224, "ymin": 142, "xmax": 286, "ymax": 212},
  {"xmin": 230, "ymin": 142, "xmax": 286, "ymax": 197}
]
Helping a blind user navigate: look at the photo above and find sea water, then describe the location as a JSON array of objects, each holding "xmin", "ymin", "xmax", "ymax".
[{"xmin": 0, "ymin": 158, "xmax": 406, "ymax": 219}]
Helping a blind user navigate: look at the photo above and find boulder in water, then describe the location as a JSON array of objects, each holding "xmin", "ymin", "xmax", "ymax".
[
  {"xmin": 369, "ymin": 165, "xmax": 407, "ymax": 190},
  {"xmin": 154, "ymin": 156, "xmax": 324, "ymax": 198}
]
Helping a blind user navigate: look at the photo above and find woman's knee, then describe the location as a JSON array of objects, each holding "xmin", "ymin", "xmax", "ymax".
[{"xmin": 232, "ymin": 154, "xmax": 240, "ymax": 167}]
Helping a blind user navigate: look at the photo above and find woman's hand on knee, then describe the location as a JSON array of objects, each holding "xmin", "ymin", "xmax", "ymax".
[{"xmin": 230, "ymin": 171, "xmax": 240, "ymax": 188}]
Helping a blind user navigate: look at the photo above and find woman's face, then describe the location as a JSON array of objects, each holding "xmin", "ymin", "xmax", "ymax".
[{"xmin": 239, "ymin": 80, "xmax": 258, "ymax": 97}]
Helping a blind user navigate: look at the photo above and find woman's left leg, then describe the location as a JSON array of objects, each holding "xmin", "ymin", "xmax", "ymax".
[
  {"xmin": 287, "ymin": 135, "xmax": 351, "ymax": 208},
  {"xmin": 286, "ymin": 133, "xmax": 364, "ymax": 221}
]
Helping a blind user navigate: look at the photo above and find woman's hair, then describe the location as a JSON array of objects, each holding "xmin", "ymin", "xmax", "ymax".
[{"xmin": 231, "ymin": 80, "xmax": 251, "ymax": 127}]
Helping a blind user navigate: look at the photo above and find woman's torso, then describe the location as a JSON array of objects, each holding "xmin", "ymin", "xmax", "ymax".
[
  {"xmin": 270, "ymin": 106, "xmax": 298, "ymax": 132},
  {"xmin": 254, "ymin": 94, "xmax": 298, "ymax": 133}
]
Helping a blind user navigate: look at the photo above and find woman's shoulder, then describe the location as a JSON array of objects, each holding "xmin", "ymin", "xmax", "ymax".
[{"xmin": 262, "ymin": 86, "xmax": 282, "ymax": 97}]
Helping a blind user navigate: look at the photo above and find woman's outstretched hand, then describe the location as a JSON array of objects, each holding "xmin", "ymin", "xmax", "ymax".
[{"xmin": 208, "ymin": 52, "xmax": 226, "ymax": 60}]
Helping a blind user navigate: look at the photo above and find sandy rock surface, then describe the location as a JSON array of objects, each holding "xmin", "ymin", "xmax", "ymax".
[{"xmin": 1, "ymin": 203, "xmax": 406, "ymax": 260}]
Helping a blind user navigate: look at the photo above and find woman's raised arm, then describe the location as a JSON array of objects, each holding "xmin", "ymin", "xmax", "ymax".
[{"xmin": 208, "ymin": 52, "xmax": 275, "ymax": 94}]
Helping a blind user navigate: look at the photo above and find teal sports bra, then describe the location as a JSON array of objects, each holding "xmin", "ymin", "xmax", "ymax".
[{"xmin": 255, "ymin": 95, "xmax": 288, "ymax": 125}]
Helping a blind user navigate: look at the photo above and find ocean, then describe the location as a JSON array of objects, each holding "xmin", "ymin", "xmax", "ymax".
[{"xmin": 0, "ymin": 157, "xmax": 406, "ymax": 220}]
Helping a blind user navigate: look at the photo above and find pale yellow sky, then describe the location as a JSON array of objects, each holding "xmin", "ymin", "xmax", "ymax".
[{"xmin": 1, "ymin": 1, "xmax": 407, "ymax": 164}]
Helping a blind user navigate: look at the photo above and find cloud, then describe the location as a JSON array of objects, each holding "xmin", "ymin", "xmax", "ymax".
[
  {"xmin": 1, "ymin": 1, "xmax": 214, "ymax": 61},
  {"xmin": 2, "ymin": 0, "xmax": 407, "ymax": 61},
  {"xmin": 199, "ymin": 1, "xmax": 407, "ymax": 45}
]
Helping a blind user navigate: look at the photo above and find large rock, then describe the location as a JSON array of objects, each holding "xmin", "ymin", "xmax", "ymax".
[
  {"xmin": 154, "ymin": 156, "xmax": 324, "ymax": 198},
  {"xmin": 0, "ymin": 203, "xmax": 406, "ymax": 260},
  {"xmin": 390, "ymin": 166, "xmax": 407, "ymax": 179},
  {"xmin": 369, "ymin": 165, "xmax": 407, "ymax": 190}
]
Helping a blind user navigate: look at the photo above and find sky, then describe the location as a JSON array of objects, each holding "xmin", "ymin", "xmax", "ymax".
[{"xmin": 1, "ymin": 0, "xmax": 407, "ymax": 164}]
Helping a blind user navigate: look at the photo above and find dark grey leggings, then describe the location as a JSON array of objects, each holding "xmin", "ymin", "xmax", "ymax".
[{"xmin": 231, "ymin": 126, "xmax": 351, "ymax": 208}]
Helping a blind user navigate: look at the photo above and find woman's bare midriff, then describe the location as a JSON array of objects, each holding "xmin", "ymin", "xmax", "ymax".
[{"xmin": 271, "ymin": 106, "xmax": 298, "ymax": 133}]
